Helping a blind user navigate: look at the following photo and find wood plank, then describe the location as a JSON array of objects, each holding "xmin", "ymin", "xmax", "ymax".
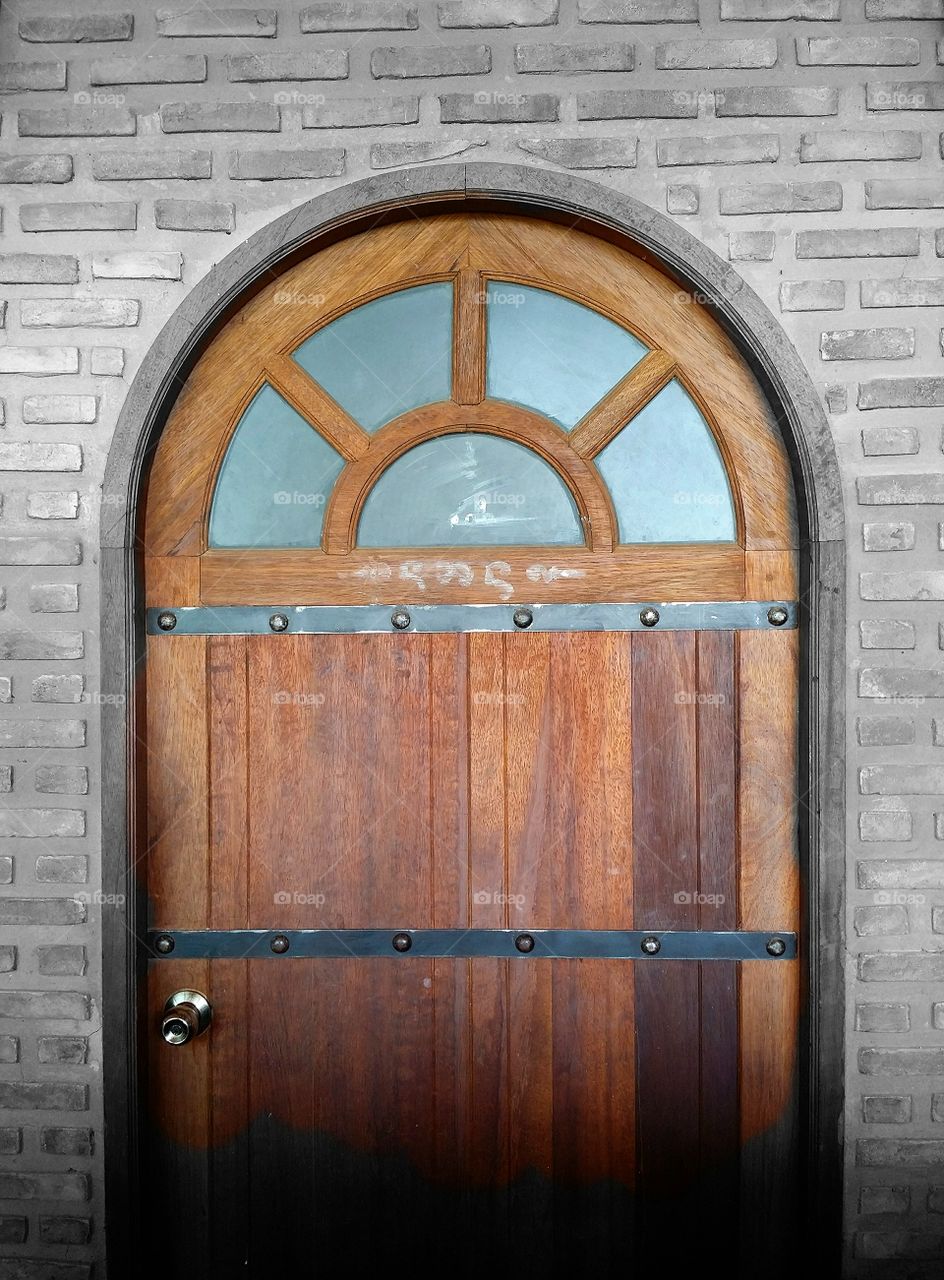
[
  {"xmin": 265, "ymin": 353, "xmax": 370, "ymax": 462},
  {"xmin": 144, "ymin": 555, "xmax": 200, "ymax": 607},
  {"xmin": 199, "ymin": 544, "xmax": 745, "ymax": 605},
  {"xmin": 570, "ymin": 350, "xmax": 676, "ymax": 459},
  {"xmin": 745, "ymin": 547, "xmax": 799, "ymax": 599},
  {"xmin": 454, "ymin": 268, "xmax": 485, "ymax": 405}
]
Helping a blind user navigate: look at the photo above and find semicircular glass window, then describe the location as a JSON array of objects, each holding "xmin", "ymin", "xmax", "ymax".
[
  {"xmin": 208, "ymin": 384, "xmax": 345, "ymax": 548},
  {"xmin": 292, "ymin": 282, "xmax": 453, "ymax": 433},
  {"xmin": 596, "ymin": 380, "xmax": 736, "ymax": 543},
  {"xmin": 486, "ymin": 282, "xmax": 648, "ymax": 430},
  {"xmin": 357, "ymin": 433, "xmax": 585, "ymax": 548}
]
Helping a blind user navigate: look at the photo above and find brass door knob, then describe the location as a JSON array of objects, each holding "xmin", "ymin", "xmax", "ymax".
[{"xmin": 161, "ymin": 990, "xmax": 212, "ymax": 1046}]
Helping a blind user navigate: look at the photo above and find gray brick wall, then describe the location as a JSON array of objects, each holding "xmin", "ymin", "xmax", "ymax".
[{"xmin": 0, "ymin": 1, "xmax": 941, "ymax": 1274}]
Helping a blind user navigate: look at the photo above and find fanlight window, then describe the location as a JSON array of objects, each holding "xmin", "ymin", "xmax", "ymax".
[{"xmin": 207, "ymin": 278, "xmax": 737, "ymax": 550}]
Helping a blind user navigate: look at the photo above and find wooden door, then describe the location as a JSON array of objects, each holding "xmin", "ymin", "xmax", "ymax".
[{"xmin": 141, "ymin": 214, "xmax": 800, "ymax": 1273}]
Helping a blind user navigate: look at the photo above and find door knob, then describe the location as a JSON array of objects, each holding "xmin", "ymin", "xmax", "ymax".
[{"xmin": 161, "ymin": 990, "xmax": 212, "ymax": 1046}]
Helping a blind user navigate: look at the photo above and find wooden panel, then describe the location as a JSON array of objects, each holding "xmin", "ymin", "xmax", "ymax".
[
  {"xmin": 745, "ymin": 547, "xmax": 799, "ymax": 599},
  {"xmin": 198, "ymin": 544, "xmax": 745, "ymax": 605},
  {"xmin": 144, "ymin": 555, "xmax": 199, "ymax": 607},
  {"xmin": 454, "ymin": 268, "xmax": 485, "ymax": 405},
  {"xmin": 265, "ymin": 354, "xmax": 370, "ymax": 461},
  {"xmin": 570, "ymin": 350, "xmax": 676, "ymax": 460}
]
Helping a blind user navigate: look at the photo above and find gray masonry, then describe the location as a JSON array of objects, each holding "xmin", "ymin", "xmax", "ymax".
[{"xmin": 0, "ymin": 1, "xmax": 942, "ymax": 1276}]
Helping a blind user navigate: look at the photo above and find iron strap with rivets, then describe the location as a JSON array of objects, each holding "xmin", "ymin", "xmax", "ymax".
[
  {"xmin": 147, "ymin": 928, "xmax": 797, "ymax": 961},
  {"xmin": 147, "ymin": 601, "xmax": 797, "ymax": 636}
]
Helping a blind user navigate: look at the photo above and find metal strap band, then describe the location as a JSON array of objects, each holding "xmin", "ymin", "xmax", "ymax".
[
  {"xmin": 148, "ymin": 928, "xmax": 796, "ymax": 961},
  {"xmin": 147, "ymin": 600, "xmax": 797, "ymax": 636}
]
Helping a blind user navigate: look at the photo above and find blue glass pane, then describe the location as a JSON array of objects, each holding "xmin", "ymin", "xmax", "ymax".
[
  {"xmin": 596, "ymin": 381, "xmax": 736, "ymax": 543},
  {"xmin": 209, "ymin": 384, "xmax": 345, "ymax": 548},
  {"xmin": 292, "ymin": 283, "xmax": 453, "ymax": 432},
  {"xmin": 486, "ymin": 282, "xmax": 647, "ymax": 430},
  {"xmin": 357, "ymin": 433, "xmax": 584, "ymax": 548}
]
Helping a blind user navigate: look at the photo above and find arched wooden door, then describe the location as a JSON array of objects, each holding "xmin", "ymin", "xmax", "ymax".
[{"xmin": 141, "ymin": 214, "xmax": 800, "ymax": 1274}]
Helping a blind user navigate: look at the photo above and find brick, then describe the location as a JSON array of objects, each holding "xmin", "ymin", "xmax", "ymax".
[
  {"xmin": 797, "ymin": 37, "xmax": 920, "ymax": 65},
  {"xmin": 516, "ymin": 42, "xmax": 634, "ymax": 73},
  {"xmin": 37, "ymin": 945, "xmax": 87, "ymax": 976},
  {"xmin": 0, "ymin": 899, "xmax": 85, "ymax": 928},
  {"xmin": 658, "ymin": 134, "xmax": 779, "ymax": 166},
  {"xmin": 93, "ymin": 252, "xmax": 182, "ymax": 281},
  {"xmin": 821, "ymin": 328, "xmax": 914, "ymax": 360},
  {"xmin": 578, "ymin": 0, "xmax": 698, "ymax": 18},
  {"xmin": 578, "ymin": 90, "xmax": 696, "ymax": 120},
  {"xmin": 0, "ymin": 990, "xmax": 89, "ymax": 1020},
  {"xmin": 863, "ymin": 522, "xmax": 915, "ymax": 551},
  {"xmin": 303, "ymin": 96, "xmax": 419, "ymax": 128},
  {"xmin": 656, "ymin": 38, "xmax": 775, "ymax": 69},
  {"xmin": 721, "ymin": 0, "xmax": 838, "ymax": 13},
  {"xmin": 91, "ymin": 149, "xmax": 212, "ymax": 181},
  {"xmin": 372, "ymin": 45, "xmax": 490, "ymax": 77},
  {"xmin": 441, "ymin": 92, "xmax": 558, "ymax": 123},
  {"xmin": 862, "ymin": 574, "xmax": 944, "ymax": 601},
  {"xmin": 0, "ymin": 540, "xmax": 81, "ymax": 568},
  {"xmin": 31, "ymin": 674, "xmax": 85, "ymax": 703},
  {"xmin": 859, "ymin": 474, "xmax": 944, "ymax": 504},
  {"xmin": 867, "ymin": 0, "xmax": 944, "ymax": 12},
  {"xmin": 856, "ymin": 905, "xmax": 910, "ymax": 935},
  {"xmin": 20, "ymin": 298, "xmax": 139, "ymax": 328},
  {"xmin": 229, "ymin": 148, "xmax": 345, "ymax": 181},
  {"xmin": 721, "ymin": 181, "xmax": 841, "ymax": 215},
  {"xmin": 26, "ymin": 491, "xmax": 80, "ymax": 519},
  {"xmin": 370, "ymin": 138, "xmax": 487, "ymax": 168},
  {"xmin": 0, "ymin": 154, "xmax": 73, "ymax": 185},
  {"xmin": 154, "ymin": 199, "xmax": 235, "ymax": 233},
  {"xmin": 862, "ymin": 765, "xmax": 944, "ymax": 794},
  {"xmin": 161, "ymin": 101, "xmax": 280, "ymax": 133},
  {"xmin": 0, "ymin": 442, "xmax": 82, "ymax": 470},
  {"xmin": 440, "ymin": 0, "xmax": 560, "ymax": 24},
  {"xmin": 859, "ymin": 379, "xmax": 944, "ymax": 410},
  {"xmin": 41, "ymin": 1129, "xmax": 92, "ymax": 1156},
  {"xmin": 857, "ymin": 715, "xmax": 915, "ymax": 745},
  {"xmin": 860, "ymin": 950, "xmax": 944, "ymax": 980},
  {"xmin": 859, "ymin": 1140, "xmax": 944, "ymax": 1166},
  {"xmin": 0, "ymin": 947, "xmax": 16, "ymax": 971},
  {"xmin": 716, "ymin": 86, "xmax": 839, "ymax": 117},
  {"xmin": 866, "ymin": 180, "xmax": 944, "ymax": 210},
  {"xmin": 228, "ymin": 51, "xmax": 348, "ymax": 81},
  {"xmin": 517, "ymin": 137, "xmax": 637, "ymax": 168},
  {"xmin": 0, "ymin": 1130, "xmax": 20, "ymax": 1154},
  {"xmin": 0, "ymin": 59, "xmax": 67, "ymax": 92},
  {"xmin": 869, "ymin": 82, "xmax": 944, "ymax": 111},
  {"xmin": 0, "ymin": 716, "xmax": 85, "ymax": 749},
  {"xmin": 91, "ymin": 54, "xmax": 206, "ymax": 86},
  {"xmin": 0, "ymin": 255, "xmax": 77, "ymax": 284},
  {"xmin": 0, "ymin": 1216, "xmax": 26, "ymax": 1243},
  {"xmin": 0, "ymin": 1036, "xmax": 19, "ymax": 1064},
  {"xmin": 38, "ymin": 1037, "xmax": 88, "ymax": 1066},
  {"xmin": 300, "ymin": 3, "xmax": 418, "ymax": 30},
  {"xmin": 935, "ymin": 1007, "xmax": 944, "ymax": 1031},
  {"xmin": 20, "ymin": 202, "xmax": 136, "ymax": 232},
  {"xmin": 854, "ymin": 808, "xmax": 910, "ymax": 839},
  {"xmin": 860, "ymin": 669, "xmax": 944, "ymax": 700},
  {"xmin": 667, "ymin": 184, "xmax": 698, "ymax": 213},
  {"xmin": 0, "ymin": 1170, "xmax": 89, "ymax": 1198},
  {"xmin": 863, "ymin": 279, "xmax": 944, "ymax": 308},
  {"xmin": 156, "ymin": 8, "xmax": 277, "ymax": 37},
  {"xmin": 859, "ymin": 620, "xmax": 916, "ymax": 649},
  {"xmin": 779, "ymin": 280, "xmax": 845, "ymax": 312},
  {"xmin": 862, "ymin": 1095, "xmax": 913, "ymax": 1122},
  {"xmin": 797, "ymin": 229, "xmax": 919, "ymax": 259},
  {"xmin": 0, "ymin": 770, "xmax": 11, "ymax": 794},
  {"xmin": 40, "ymin": 1217, "xmax": 92, "ymax": 1246},
  {"xmin": 35, "ymin": 766, "xmax": 87, "ymax": 796},
  {"xmin": 728, "ymin": 231, "xmax": 775, "ymax": 261},
  {"xmin": 19, "ymin": 107, "xmax": 135, "ymax": 138},
  {"xmin": 799, "ymin": 130, "xmax": 921, "ymax": 162},
  {"xmin": 861, "ymin": 1048, "xmax": 944, "ymax": 1076},
  {"xmin": 856, "ymin": 1004, "xmax": 911, "ymax": 1033},
  {"xmin": 19, "ymin": 14, "xmax": 134, "ymax": 42},
  {"xmin": 90, "ymin": 348, "xmax": 124, "ymax": 376},
  {"xmin": 23, "ymin": 397, "xmax": 97, "ymax": 424}
]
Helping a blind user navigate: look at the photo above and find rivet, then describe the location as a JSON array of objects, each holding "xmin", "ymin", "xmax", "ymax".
[
  {"xmin": 512, "ymin": 608, "xmax": 533, "ymax": 630},
  {"xmin": 154, "ymin": 934, "xmax": 175, "ymax": 955},
  {"xmin": 156, "ymin": 612, "xmax": 177, "ymax": 632},
  {"xmin": 269, "ymin": 613, "xmax": 289, "ymax": 633},
  {"xmin": 766, "ymin": 937, "xmax": 787, "ymax": 957},
  {"xmin": 639, "ymin": 607, "xmax": 660, "ymax": 628},
  {"xmin": 640, "ymin": 935, "xmax": 661, "ymax": 955},
  {"xmin": 392, "ymin": 931, "xmax": 413, "ymax": 952},
  {"xmin": 767, "ymin": 606, "xmax": 789, "ymax": 628},
  {"xmin": 514, "ymin": 932, "xmax": 536, "ymax": 953},
  {"xmin": 270, "ymin": 934, "xmax": 290, "ymax": 954},
  {"xmin": 391, "ymin": 608, "xmax": 411, "ymax": 631}
]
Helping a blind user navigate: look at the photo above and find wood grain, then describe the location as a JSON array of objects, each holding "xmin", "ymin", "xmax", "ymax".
[{"xmin": 570, "ymin": 350, "xmax": 676, "ymax": 460}]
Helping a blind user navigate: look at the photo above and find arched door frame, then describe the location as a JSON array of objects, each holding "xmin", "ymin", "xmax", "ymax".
[{"xmin": 99, "ymin": 163, "xmax": 845, "ymax": 1272}]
